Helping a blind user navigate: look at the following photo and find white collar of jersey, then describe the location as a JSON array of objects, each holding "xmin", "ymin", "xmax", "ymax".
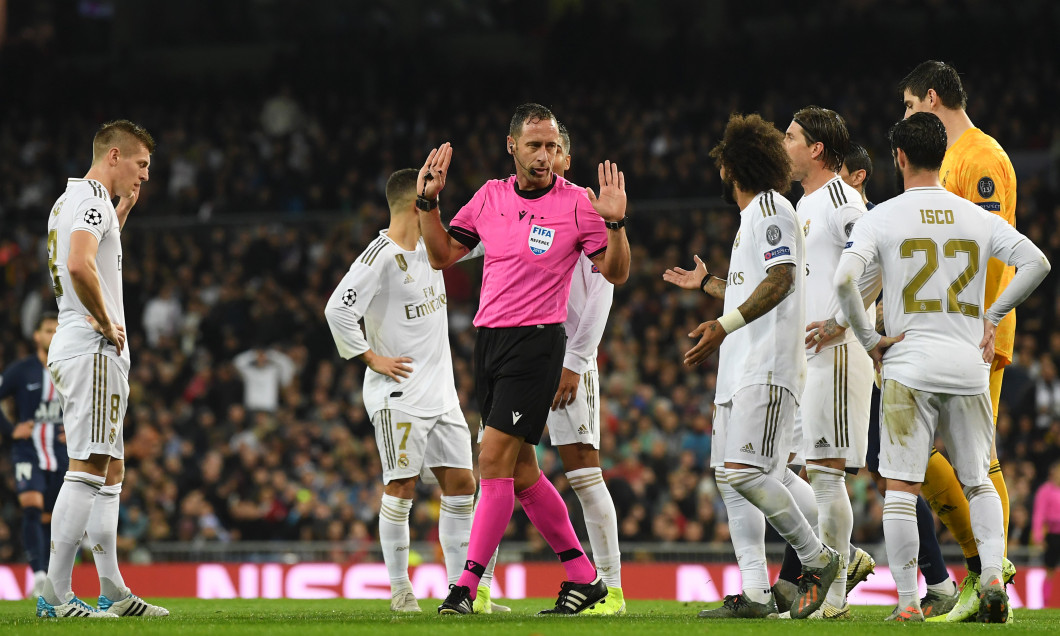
[
  {"xmin": 904, "ymin": 186, "xmax": 946, "ymax": 192},
  {"xmin": 378, "ymin": 229, "xmax": 422, "ymax": 251},
  {"xmin": 69, "ymin": 178, "xmax": 111, "ymax": 199}
]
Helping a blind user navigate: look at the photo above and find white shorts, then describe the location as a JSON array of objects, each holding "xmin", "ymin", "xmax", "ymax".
[
  {"xmin": 711, "ymin": 384, "xmax": 796, "ymax": 473},
  {"xmin": 546, "ymin": 365, "xmax": 600, "ymax": 448},
  {"xmin": 796, "ymin": 344, "xmax": 873, "ymax": 467},
  {"xmin": 48, "ymin": 353, "xmax": 128, "ymax": 461},
  {"xmin": 373, "ymin": 407, "xmax": 472, "ymax": 485},
  {"xmin": 877, "ymin": 379, "xmax": 993, "ymax": 486}
]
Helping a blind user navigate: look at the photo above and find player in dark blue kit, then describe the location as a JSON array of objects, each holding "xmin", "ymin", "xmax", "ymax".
[{"xmin": 0, "ymin": 312, "xmax": 67, "ymax": 598}]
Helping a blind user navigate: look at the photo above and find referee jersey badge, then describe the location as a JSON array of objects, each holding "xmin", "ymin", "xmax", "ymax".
[{"xmin": 528, "ymin": 224, "xmax": 555, "ymax": 255}]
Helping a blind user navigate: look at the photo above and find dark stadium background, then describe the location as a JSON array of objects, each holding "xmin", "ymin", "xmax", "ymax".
[{"xmin": 0, "ymin": 0, "xmax": 1057, "ymax": 595}]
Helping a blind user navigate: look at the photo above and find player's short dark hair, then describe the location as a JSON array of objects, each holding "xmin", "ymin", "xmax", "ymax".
[
  {"xmin": 557, "ymin": 120, "xmax": 571, "ymax": 156},
  {"xmin": 792, "ymin": 106, "xmax": 850, "ymax": 173},
  {"xmin": 710, "ymin": 113, "xmax": 792, "ymax": 195},
  {"xmin": 385, "ymin": 168, "xmax": 420, "ymax": 210},
  {"xmin": 92, "ymin": 119, "xmax": 155, "ymax": 162},
  {"xmin": 36, "ymin": 311, "xmax": 59, "ymax": 331},
  {"xmin": 898, "ymin": 60, "xmax": 968, "ymax": 110},
  {"xmin": 509, "ymin": 103, "xmax": 556, "ymax": 140},
  {"xmin": 843, "ymin": 143, "xmax": 873, "ymax": 180},
  {"xmin": 889, "ymin": 113, "xmax": 947, "ymax": 172}
]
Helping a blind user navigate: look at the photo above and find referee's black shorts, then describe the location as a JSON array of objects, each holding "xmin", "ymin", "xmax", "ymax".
[{"xmin": 475, "ymin": 324, "xmax": 566, "ymax": 445}]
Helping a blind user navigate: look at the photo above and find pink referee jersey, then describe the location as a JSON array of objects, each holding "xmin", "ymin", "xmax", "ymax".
[{"xmin": 448, "ymin": 175, "xmax": 608, "ymax": 328}]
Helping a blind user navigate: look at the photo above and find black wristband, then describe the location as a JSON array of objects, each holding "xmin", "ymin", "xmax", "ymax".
[
  {"xmin": 700, "ymin": 275, "xmax": 711, "ymax": 292},
  {"xmin": 604, "ymin": 217, "xmax": 626, "ymax": 230},
  {"xmin": 415, "ymin": 196, "xmax": 438, "ymax": 212}
]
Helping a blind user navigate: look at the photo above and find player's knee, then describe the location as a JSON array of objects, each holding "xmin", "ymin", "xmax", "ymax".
[
  {"xmin": 384, "ymin": 478, "xmax": 417, "ymax": 499},
  {"xmin": 441, "ymin": 469, "xmax": 477, "ymax": 496}
]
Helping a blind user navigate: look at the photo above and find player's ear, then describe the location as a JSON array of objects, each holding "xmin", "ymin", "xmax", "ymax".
[
  {"xmin": 854, "ymin": 169, "xmax": 867, "ymax": 187},
  {"xmin": 506, "ymin": 136, "xmax": 515, "ymax": 155},
  {"xmin": 926, "ymin": 88, "xmax": 939, "ymax": 110}
]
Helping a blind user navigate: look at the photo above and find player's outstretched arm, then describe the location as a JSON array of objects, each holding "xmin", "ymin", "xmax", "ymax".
[
  {"xmin": 416, "ymin": 143, "xmax": 470, "ymax": 270},
  {"xmin": 587, "ymin": 161, "xmax": 630, "ymax": 284},
  {"xmin": 664, "ymin": 255, "xmax": 726, "ymax": 299}
]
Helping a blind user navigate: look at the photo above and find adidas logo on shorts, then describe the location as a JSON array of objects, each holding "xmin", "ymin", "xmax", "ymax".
[
  {"xmin": 578, "ymin": 425, "xmax": 589, "ymax": 435},
  {"xmin": 814, "ymin": 437, "xmax": 830, "ymax": 448},
  {"xmin": 740, "ymin": 443, "xmax": 754, "ymax": 454}
]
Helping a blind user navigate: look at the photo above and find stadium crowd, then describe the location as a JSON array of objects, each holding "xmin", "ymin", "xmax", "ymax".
[{"xmin": 2, "ymin": 48, "xmax": 1060, "ymax": 564}]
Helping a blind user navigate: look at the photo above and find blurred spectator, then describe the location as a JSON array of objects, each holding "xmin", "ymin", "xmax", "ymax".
[{"xmin": 233, "ymin": 347, "xmax": 295, "ymax": 413}]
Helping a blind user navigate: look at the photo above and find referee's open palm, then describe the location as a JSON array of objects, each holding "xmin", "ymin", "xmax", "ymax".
[{"xmin": 586, "ymin": 160, "xmax": 626, "ymax": 222}]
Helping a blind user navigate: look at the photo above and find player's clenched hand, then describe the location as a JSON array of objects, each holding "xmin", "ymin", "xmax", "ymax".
[
  {"xmin": 12, "ymin": 420, "xmax": 33, "ymax": 440},
  {"xmin": 868, "ymin": 332, "xmax": 905, "ymax": 374},
  {"xmin": 86, "ymin": 315, "xmax": 126, "ymax": 355},
  {"xmin": 364, "ymin": 351, "xmax": 413, "ymax": 382},
  {"xmin": 805, "ymin": 318, "xmax": 846, "ymax": 352},
  {"xmin": 684, "ymin": 320, "xmax": 726, "ymax": 367},
  {"xmin": 551, "ymin": 367, "xmax": 580, "ymax": 411},
  {"xmin": 980, "ymin": 319, "xmax": 997, "ymax": 365},
  {"xmin": 663, "ymin": 255, "xmax": 708, "ymax": 290},
  {"xmin": 417, "ymin": 143, "xmax": 452, "ymax": 202},
  {"xmin": 586, "ymin": 160, "xmax": 626, "ymax": 222}
]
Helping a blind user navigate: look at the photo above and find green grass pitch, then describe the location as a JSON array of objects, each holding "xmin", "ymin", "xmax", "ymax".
[{"xmin": 1, "ymin": 599, "xmax": 1059, "ymax": 634}]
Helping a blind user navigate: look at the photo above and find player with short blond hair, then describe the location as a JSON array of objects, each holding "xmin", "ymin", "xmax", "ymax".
[{"xmin": 39, "ymin": 120, "xmax": 167, "ymax": 618}]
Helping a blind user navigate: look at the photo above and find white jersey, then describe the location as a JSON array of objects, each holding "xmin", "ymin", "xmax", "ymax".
[
  {"xmin": 844, "ymin": 186, "xmax": 1031, "ymax": 394},
  {"xmin": 716, "ymin": 191, "xmax": 807, "ymax": 404},
  {"xmin": 799, "ymin": 176, "xmax": 869, "ymax": 355},
  {"xmin": 561, "ymin": 255, "xmax": 614, "ymax": 373},
  {"xmin": 324, "ymin": 230, "xmax": 459, "ymax": 418},
  {"xmin": 46, "ymin": 178, "xmax": 129, "ymax": 375}
]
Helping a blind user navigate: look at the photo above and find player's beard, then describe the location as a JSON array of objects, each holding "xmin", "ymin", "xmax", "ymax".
[{"xmin": 720, "ymin": 176, "xmax": 737, "ymax": 204}]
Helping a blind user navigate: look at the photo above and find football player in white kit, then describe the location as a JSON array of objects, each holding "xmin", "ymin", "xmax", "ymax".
[
  {"xmin": 325, "ymin": 168, "xmax": 476, "ymax": 613},
  {"xmin": 665, "ymin": 113, "xmax": 839, "ymax": 620},
  {"xmin": 782, "ymin": 106, "xmax": 878, "ymax": 617},
  {"xmin": 834, "ymin": 112, "xmax": 1049, "ymax": 623},
  {"xmin": 39, "ymin": 120, "xmax": 168, "ymax": 618},
  {"xmin": 545, "ymin": 125, "xmax": 624, "ymax": 614}
]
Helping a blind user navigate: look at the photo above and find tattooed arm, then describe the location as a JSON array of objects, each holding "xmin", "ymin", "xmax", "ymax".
[
  {"xmin": 684, "ymin": 264, "xmax": 794, "ymax": 366},
  {"xmin": 736, "ymin": 263, "xmax": 794, "ymax": 323}
]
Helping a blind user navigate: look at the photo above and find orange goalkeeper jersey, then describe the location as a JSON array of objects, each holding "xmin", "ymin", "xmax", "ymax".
[{"xmin": 940, "ymin": 127, "xmax": 1017, "ymax": 366}]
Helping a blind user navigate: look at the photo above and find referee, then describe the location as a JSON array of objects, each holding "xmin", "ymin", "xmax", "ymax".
[{"xmin": 416, "ymin": 103, "xmax": 629, "ymax": 615}]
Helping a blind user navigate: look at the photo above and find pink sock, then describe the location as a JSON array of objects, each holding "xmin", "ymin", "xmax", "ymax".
[
  {"xmin": 456, "ymin": 478, "xmax": 514, "ymax": 595},
  {"xmin": 517, "ymin": 472, "xmax": 597, "ymax": 584}
]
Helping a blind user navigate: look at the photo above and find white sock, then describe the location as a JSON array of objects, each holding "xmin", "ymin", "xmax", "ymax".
[
  {"xmin": 87, "ymin": 483, "xmax": 128, "ymax": 600},
  {"xmin": 567, "ymin": 467, "xmax": 622, "ymax": 589},
  {"xmin": 439, "ymin": 494, "xmax": 475, "ymax": 587},
  {"xmin": 883, "ymin": 490, "xmax": 920, "ymax": 608},
  {"xmin": 727, "ymin": 467, "xmax": 826, "ymax": 566},
  {"xmin": 379, "ymin": 494, "xmax": 412, "ymax": 593},
  {"xmin": 808, "ymin": 466, "xmax": 851, "ymax": 607},
  {"xmin": 927, "ymin": 578, "xmax": 957, "ymax": 596},
  {"xmin": 480, "ymin": 546, "xmax": 499, "ymax": 589},
  {"xmin": 781, "ymin": 467, "xmax": 818, "ymax": 530},
  {"xmin": 46, "ymin": 472, "xmax": 104, "ymax": 604},
  {"xmin": 717, "ymin": 470, "xmax": 770, "ymax": 598},
  {"xmin": 965, "ymin": 483, "xmax": 1005, "ymax": 585}
]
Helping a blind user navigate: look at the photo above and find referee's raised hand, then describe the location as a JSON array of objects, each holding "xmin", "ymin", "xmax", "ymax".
[
  {"xmin": 417, "ymin": 142, "xmax": 452, "ymax": 202},
  {"xmin": 586, "ymin": 160, "xmax": 626, "ymax": 222}
]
